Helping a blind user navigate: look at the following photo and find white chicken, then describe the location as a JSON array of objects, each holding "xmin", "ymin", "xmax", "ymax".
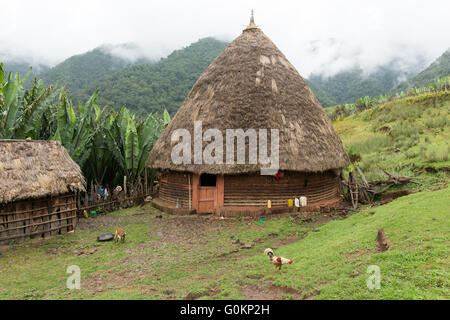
[{"xmin": 264, "ymin": 248, "xmax": 293, "ymax": 272}]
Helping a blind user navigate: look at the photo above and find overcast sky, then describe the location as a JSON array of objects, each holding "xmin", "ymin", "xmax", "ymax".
[{"xmin": 1, "ymin": 0, "xmax": 449, "ymax": 76}]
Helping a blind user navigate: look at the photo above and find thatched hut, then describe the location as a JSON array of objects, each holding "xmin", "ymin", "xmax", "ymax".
[
  {"xmin": 147, "ymin": 15, "xmax": 349, "ymax": 216},
  {"xmin": 0, "ymin": 140, "xmax": 85, "ymax": 244}
]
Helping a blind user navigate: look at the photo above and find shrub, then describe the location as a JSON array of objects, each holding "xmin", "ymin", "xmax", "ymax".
[
  {"xmin": 390, "ymin": 122, "xmax": 422, "ymax": 140},
  {"xmin": 419, "ymin": 145, "xmax": 449, "ymax": 163},
  {"xmin": 405, "ymin": 149, "xmax": 418, "ymax": 159},
  {"xmin": 348, "ymin": 135, "xmax": 391, "ymax": 155},
  {"xmin": 423, "ymin": 114, "xmax": 448, "ymax": 130}
]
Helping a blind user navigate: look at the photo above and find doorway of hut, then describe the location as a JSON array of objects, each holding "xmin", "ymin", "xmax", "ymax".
[
  {"xmin": 197, "ymin": 174, "xmax": 216, "ymax": 214},
  {"xmin": 192, "ymin": 174, "xmax": 224, "ymax": 214}
]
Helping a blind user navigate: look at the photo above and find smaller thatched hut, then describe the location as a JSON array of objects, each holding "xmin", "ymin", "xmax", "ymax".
[{"xmin": 0, "ymin": 140, "xmax": 85, "ymax": 244}]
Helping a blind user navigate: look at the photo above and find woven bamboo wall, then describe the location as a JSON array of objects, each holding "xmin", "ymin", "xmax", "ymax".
[
  {"xmin": 0, "ymin": 193, "xmax": 77, "ymax": 245},
  {"xmin": 159, "ymin": 172, "xmax": 192, "ymax": 209},
  {"xmin": 159, "ymin": 170, "xmax": 340, "ymax": 211},
  {"xmin": 224, "ymin": 171, "xmax": 339, "ymax": 207}
]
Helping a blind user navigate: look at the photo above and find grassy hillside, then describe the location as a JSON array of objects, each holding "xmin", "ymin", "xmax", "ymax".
[
  {"xmin": 81, "ymin": 38, "xmax": 228, "ymax": 115},
  {"xmin": 332, "ymin": 91, "xmax": 450, "ymax": 183},
  {"xmin": 264, "ymin": 187, "xmax": 449, "ymax": 299},
  {"xmin": 396, "ymin": 49, "xmax": 450, "ymax": 91}
]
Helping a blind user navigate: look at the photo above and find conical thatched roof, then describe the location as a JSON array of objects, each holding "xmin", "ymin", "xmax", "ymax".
[
  {"xmin": 147, "ymin": 17, "xmax": 349, "ymax": 174},
  {"xmin": 0, "ymin": 140, "xmax": 86, "ymax": 204}
]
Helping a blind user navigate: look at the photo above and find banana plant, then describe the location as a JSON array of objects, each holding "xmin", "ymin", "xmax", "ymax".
[
  {"xmin": 0, "ymin": 63, "xmax": 5, "ymax": 114},
  {"xmin": 105, "ymin": 107, "xmax": 170, "ymax": 183},
  {"xmin": 0, "ymin": 64, "xmax": 62, "ymax": 139},
  {"xmin": 163, "ymin": 109, "xmax": 171, "ymax": 128},
  {"xmin": 52, "ymin": 91, "xmax": 98, "ymax": 168},
  {"xmin": 1, "ymin": 65, "xmax": 173, "ymax": 187},
  {"xmin": 77, "ymin": 104, "xmax": 117, "ymax": 186},
  {"xmin": 0, "ymin": 69, "xmax": 25, "ymax": 138},
  {"xmin": 14, "ymin": 78, "xmax": 61, "ymax": 139}
]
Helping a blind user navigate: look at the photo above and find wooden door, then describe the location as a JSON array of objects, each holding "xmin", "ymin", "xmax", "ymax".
[{"xmin": 197, "ymin": 187, "xmax": 217, "ymax": 214}]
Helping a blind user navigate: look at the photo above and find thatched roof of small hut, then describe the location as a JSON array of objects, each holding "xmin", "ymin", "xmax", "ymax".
[
  {"xmin": 147, "ymin": 16, "xmax": 349, "ymax": 174},
  {"xmin": 0, "ymin": 140, "xmax": 86, "ymax": 204}
]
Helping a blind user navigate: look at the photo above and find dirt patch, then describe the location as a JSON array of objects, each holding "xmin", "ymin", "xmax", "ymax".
[
  {"xmin": 243, "ymin": 283, "xmax": 303, "ymax": 300},
  {"xmin": 413, "ymin": 164, "xmax": 450, "ymax": 174},
  {"xmin": 0, "ymin": 245, "xmax": 10, "ymax": 253},
  {"xmin": 349, "ymin": 271, "xmax": 362, "ymax": 278},
  {"xmin": 345, "ymin": 249, "xmax": 371, "ymax": 260},
  {"xmin": 380, "ymin": 190, "xmax": 411, "ymax": 204},
  {"xmin": 303, "ymin": 290, "xmax": 321, "ymax": 300},
  {"xmin": 73, "ymin": 248, "xmax": 97, "ymax": 256},
  {"xmin": 83, "ymin": 267, "xmax": 149, "ymax": 294},
  {"xmin": 76, "ymin": 214, "xmax": 133, "ymax": 231},
  {"xmin": 271, "ymin": 234, "xmax": 305, "ymax": 248},
  {"xmin": 378, "ymin": 126, "xmax": 391, "ymax": 134},
  {"xmin": 289, "ymin": 206, "xmax": 352, "ymax": 229},
  {"xmin": 423, "ymin": 166, "xmax": 450, "ymax": 173}
]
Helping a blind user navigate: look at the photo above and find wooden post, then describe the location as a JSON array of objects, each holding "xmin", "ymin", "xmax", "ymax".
[
  {"xmin": 217, "ymin": 175, "xmax": 225, "ymax": 208},
  {"xmin": 36, "ymin": 199, "xmax": 45, "ymax": 237},
  {"xmin": 144, "ymin": 167, "xmax": 148, "ymax": 196},
  {"xmin": 43, "ymin": 199, "xmax": 51, "ymax": 239},
  {"xmin": 77, "ymin": 192, "xmax": 81, "ymax": 213},
  {"xmin": 16, "ymin": 201, "xmax": 26, "ymax": 242},
  {"xmin": 192, "ymin": 174, "xmax": 199, "ymax": 212},
  {"xmin": 1, "ymin": 204, "xmax": 12, "ymax": 243},
  {"xmin": 123, "ymin": 176, "xmax": 127, "ymax": 207},
  {"xmin": 71, "ymin": 195, "xmax": 77, "ymax": 231},
  {"xmin": 188, "ymin": 174, "xmax": 191, "ymax": 209},
  {"xmin": 64, "ymin": 195, "xmax": 70, "ymax": 232},
  {"xmin": 50, "ymin": 197, "xmax": 59, "ymax": 236},
  {"xmin": 24, "ymin": 201, "xmax": 33, "ymax": 239},
  {"xmin": 90, "ymin": 181, "xmax": 95, "ymax": 205},
  {"xmin": 59, "ymin": 196, "xmax": 66, "ymax": 232},
  {"xmin": 0, "ymin": 205, "xmax": 6, "ymax": 243}
]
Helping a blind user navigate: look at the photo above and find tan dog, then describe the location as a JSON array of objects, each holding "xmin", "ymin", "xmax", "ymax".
[{"xmin": 114, "ymin": 227, "xmax": 126, "ymax": 243}]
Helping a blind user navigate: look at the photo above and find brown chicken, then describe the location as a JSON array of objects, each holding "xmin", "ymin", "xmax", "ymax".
[{"xmin": 264, "ymin": 248, "xmax": 293, "ymax": 272}]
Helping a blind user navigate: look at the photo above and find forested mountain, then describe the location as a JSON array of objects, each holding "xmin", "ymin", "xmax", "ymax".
[
  {"xmin": 307, "ymin": 63, "xmax": 419, "ymax": 106},
  {"xmin": 80, "ymin": 37, "xmax": 228, "ymax": 115},
  {"xmin": 3, "ymin": 40, "xmax": 446, "ymax": 113},
  {"xmin": 39, "ymin": 44, "xmax": 151, "ymax": 98},
  {"xmin": 0, "ymin": 57, "xmax": 50, "ymax": 87},
  {"xmin": 395, "ymin": 49, "xmax": 450, "ymax": 91},
  {"xmin": 306, "ymin": 80, "xmax": 338, "ymax": 107},
  {"xmin": 2, "ymin": 60, "xmax": 49, "ymax": 77}
]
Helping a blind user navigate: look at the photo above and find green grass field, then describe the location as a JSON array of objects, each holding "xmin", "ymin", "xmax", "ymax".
[
  {"xmin": 1, "ymin": 91, "xmax": 448, "ymax": 300},
  {"xmin": 0, "ymin": 187, "xmax": 448, "ymax": 300}
]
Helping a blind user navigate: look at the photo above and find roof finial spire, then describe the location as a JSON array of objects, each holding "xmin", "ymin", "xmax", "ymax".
[{"xmin": 244, "ymin": 9, "xmax": 258, "ymax": 31}]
